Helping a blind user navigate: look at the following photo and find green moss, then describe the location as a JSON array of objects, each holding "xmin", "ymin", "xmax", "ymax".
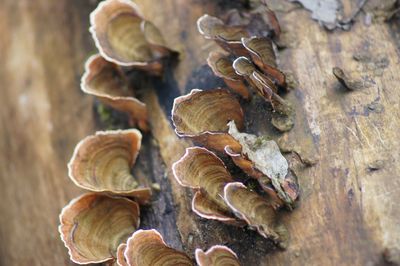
[
  {"xmin": 95, "ymin": 103, "xmax": 127, "ymax": 130},
  {"xmin": 254, "ymin": 135, "xmax": 271, "ymax": 148}
]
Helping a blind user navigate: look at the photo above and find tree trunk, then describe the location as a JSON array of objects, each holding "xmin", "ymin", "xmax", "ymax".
[{"xmin": 0, "ymin": 0, "xmax": 399, "ymax": 265}]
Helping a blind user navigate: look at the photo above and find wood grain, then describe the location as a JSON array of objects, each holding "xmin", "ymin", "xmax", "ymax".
[
  {"xmin": 0, "ymin": 1, "xmax": 97, "ymax": 265},
  {"xmin": 0, "ymin": 0, "xmax": 399, "ymax": 265}
]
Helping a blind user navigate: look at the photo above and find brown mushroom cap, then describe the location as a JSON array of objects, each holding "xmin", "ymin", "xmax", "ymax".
[
  {"xmin": 116, "ymin": 244, "xmax": 129, "ymax": 266},
  {"xmin": 68, "ymin": 129, "xmax": 152, "ymax": 204},
  {"xmin": 124, "ymin": 229, "xmax": 194, "ymax": 266},
  {"xmin": 141, "ymin": 20, "xmax": 171, "ymax": 56},
  {"xmin": 223, "ymin": 182, "xmax": 288, "ymax": 244},
  {"xmin": 171, "ymin": 89, "xmax": 243, "ymax": 152},
  {"xmin": 89, "ymin": 0, "xmax": 170, "ymax": 74},
  {"xmin": 172, "ymin": 147, "xmax": 233, "ymax": 213},
  {"xmin": 192, "ymin": 191, "xmax": 244, "ymax": 225},
  {"xmin": 197, "ymin": 14, "xmax": 248, "ymax": 41},
  {"xmin": 195, "ymin": 245, "xmax": 240, "ymax": 266},
  {"xmin": 207, "ymin": 52, "xmax": 249, "ymax": 99},
  {"xmin": 233, "ymin": 57, "xmax": 294, "ymax": 129},
  {"xmin": 59, "ymin": 193, "xmax": 140, "ymax": 264},
  {"xmin": 241, "ymin": 37, "xmax": 286, "ymax": 87},
  {"xmin": 81, "ymin": 54, "xmax": 149, "ymax": 131},
  {"xmin": 232, "ymin": 56, "xmax": 256, "ymax": 77},
  {"xmin": 197, "ymin": 14, "xmax": 249, "ymax": 56}
]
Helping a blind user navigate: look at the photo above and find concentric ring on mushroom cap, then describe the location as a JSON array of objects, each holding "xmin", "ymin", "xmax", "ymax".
[
  {"xmin": 207, "ymin": 52, "xmax": 249, "ymax": 99},
  {"xmin": 191, "ymin": 191, "xmax": 240, "ymax": 224},
  {"xmin": 172, "ymin": 147, "xmax": 242, "ymax": 224},
  {"xmin": 90, "ymin": 0, "xmax": 171, "ymax": 74},
  {"xmin": 197, "ymin": 14, "xmax": 248, "ymax": 41},
  {"xmin": 241, "ymin": 37, "xmax": 286, "ymax": 88},
  {"xmin": 81, "ymin": 54, "xmax": 149, "ymax": 131},
  {"xmin": 90, "ymin": 0, "xmax": 151, "ymax": 66},
  {"xmin": 116, "ymin": 243, "xmax": 129, "ymax": 266},
  {"xmin": 171, "ymin": 89, "xmax": 243, "ymax": 152},
  {"xmin": 195, "ymin": 245, "xmax": 240, "ymax": 266},
  {"xmin": 223, "ymin": 182, "xmax": 288, "ymax": 244},
  {"xmin": 172, "ymin": 147, "xmax": 233, "ymax": 210},
  {"xmin": 59, "ymin": 193, "xmax": 140, "ymax": 264},
  {"xmin": 197, "ymin": 14, "xmax": 250, "ymax": 56},
  {"xmin": 68, "ymin": 129, "xmax": 152, "ymax": 203},
  {"xmin": 124, "ymin": 229, "xmax": 194, "ymax": 266}
]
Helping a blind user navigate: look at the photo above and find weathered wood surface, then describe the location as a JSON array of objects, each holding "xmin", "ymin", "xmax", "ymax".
[{"xmin": 1, "ymin": 0, "xmax": 399, "ymax": 265}]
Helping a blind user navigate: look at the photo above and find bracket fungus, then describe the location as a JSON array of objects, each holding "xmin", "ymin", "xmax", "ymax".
[
  {"xmin": 59, "ymin": 193, "xmax": 140, "ymax": 264},
  {"xmin": 207, "ymin": 52, "xmax": 250, "ymax": 99},
  {"xmin": 241, "ymin": 36, "xmax": 286, "ymax": 88},
  {"xmin": 227, "ymin": 121, "xmax": 299, "ymax": 207},
  {"xmin": 123, "ymin": 229, "xmax": 194, "ymax": 266},
  {"xmin": 68, "ymin": 129, "xmax": 152, "ymax": 204},
  {"xmin": 81, "ymin": 54, "xmax": 148, "ymax": 131},
  {"xmin": 197, "ymin": 4, "xmax": 281, "ymax": 56},
  {"xmin": 233, "ymin": 56, "xmax": 294, "ymax": 132},
  {"xmin": 171, "ymin": 89, "xmax": 244, "ymax": 152},
  {"xmin": 195, "ymin": 245, "xmax": 240, "ymax": 266},
  {"xmin": 332, "ymin": 66, "xmax": 364, "ymax": 91},
  {"xmin": 197, "ymin": 14, "xmax": 250, "ymax": 56},
  {"xmin": 116, "ymin": 243, "xmax": 129, "ymax": 266},
  {"xmin": 172, "ymin": 147, "xmax": 242, "ymax": 224},
  {"xmin": 224, "ymin": 182, "xmax": 288, "ymax": 247},
  {"xmin": 90, "ymin": 0, "xmax": 173, "ymax": 75}
]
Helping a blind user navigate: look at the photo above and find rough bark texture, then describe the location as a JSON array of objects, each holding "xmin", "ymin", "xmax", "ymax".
[{"xmin": 0, "ymin": 0, "xmax": 399, "ymax": 265}]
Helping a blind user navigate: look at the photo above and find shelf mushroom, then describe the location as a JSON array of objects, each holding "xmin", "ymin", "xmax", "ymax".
[
  {"xmin": 195, "ymin": 245, "xmax": 241, "ymax": 266},
  {"xmin": 224, "ymin": 182, "xmax": 289, "ymax": 247},
  {"xmin": 172, "ymin": 147, "xmax": 243, "ymax": 225},
  {"xmin": 59, "ymin": 193, "xmax": 140, "ymax": 264},
  {"xmin": 90, "ymin": 0, "xmax": 174, "ymax": 75},
  {"xmin": 207, "ymin": 52, "xmax": 250, "ymax": 99},
  {"xmin": 68, "ymin": 129, "xmax": 152, "ymax": 204},
  {"xmin": 171, "ymin": 88, "xmax": 244, "ymax": 152},
  {"xmin": 123, "ymin": 229, "xmax": 193, "ymax": 266},
  {"xmin": 81, "ymin": 54, "xmax": 149, "ymax": 131}
]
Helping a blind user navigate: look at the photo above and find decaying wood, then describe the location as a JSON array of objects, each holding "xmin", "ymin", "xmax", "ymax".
[{"xmin": 0, "ymin": 0, "xmax": 399, "ymax": 265}]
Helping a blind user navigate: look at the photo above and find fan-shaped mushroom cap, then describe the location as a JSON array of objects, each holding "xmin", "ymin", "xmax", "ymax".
[
  {"xmin": 171, "ymin": 89, "xmax": 243, "ymax": 152},
  {"xmin": 197, "ymin": 14, "xmax": 249, "ymax": 56},
  {"xmin": 116, "ymin": 244, "xmax": 129, "ymax": 266},
  {"xmin": 197, "ymin": 14, "xmax": 248, "ymax": 42},
  {"xmin": 68, "ymin": 129, "xmax": 152, "ymax": 204},
  {"xmin": 141, "ymin": 20, "xmax": 171, "ymax": 56},
  {"xmin": 233, "ymin": 57, "xmax": 287, "ymax": 110},
  {"xmin": 207, "ymin": 52, "xmax": 249, "ymax": 99},
  {"xmin": 223, "ymin": 182, "xmax": 288, "ymax": 245},
  {"xmin": 90, "ymin": 0, "xmax": 170, "ymax": 74},
  {"xmin": 191, "ymin": 191, "xmax": 244, "ymax": 225},
  {"xmin": 233, "ymin": 56, "xmax": 281, "ymax": 105},
  {"xmin": 59, "ymin": 193, "xmax": 140, "ymax": 264},
  {"xmin": 241, "ymin": 37, "xmax": 286, "ymax": 88},
  {"xmin": 233, "ymin": 57, "xmax": 294, "ymax": 131},
  {"xmin": 172, "ymin": 147, "xmax": 243, "ymax": 224},
  {"xmin": 81, "ymin": 54, "xmax": 148, "ymax": 131},
  {"xmin": 124, "ymin": 229, "xmax": 194, "ymax": 266},
  {"xmin": 195, "ymin": 245, "xmax": 240, "ymax": 266},
  {"xmin": 227, "ymin": 121, "xmax": 299, "ymax": 206}
]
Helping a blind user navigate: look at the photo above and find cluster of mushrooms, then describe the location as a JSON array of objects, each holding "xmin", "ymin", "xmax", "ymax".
[
  {"xmin": 59, "ymin": 0, "xmax": 300, "ymax": 265},
  {"xmin": 171, "ymin": 2, "xmax": 299, "ymax": 251},
  {"xmin": 59, "ymin": 0, "xmax": 242, "ymax": 265}
]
